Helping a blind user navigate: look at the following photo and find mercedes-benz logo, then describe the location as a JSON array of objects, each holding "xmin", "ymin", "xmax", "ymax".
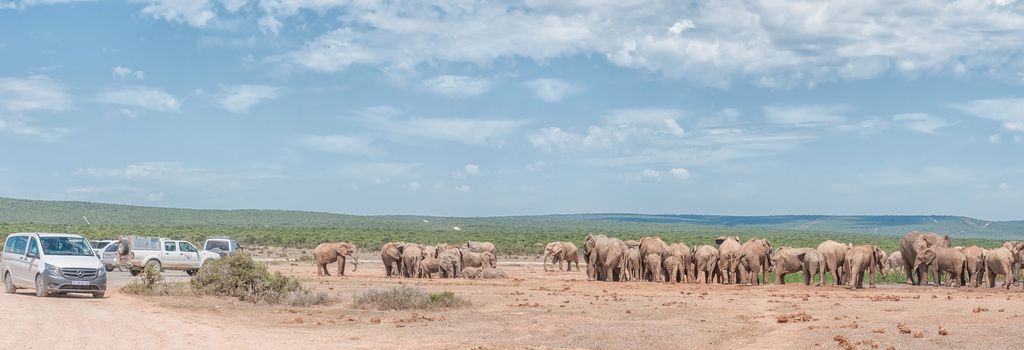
[{"xmin": 77, "ymin": 270, "xmax": 84, "ymax": 278}]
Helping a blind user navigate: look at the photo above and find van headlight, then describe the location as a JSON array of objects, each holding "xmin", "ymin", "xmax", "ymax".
[{"xmin": 44, "ymin": 264, "xmax": 61, "ymax": 276}]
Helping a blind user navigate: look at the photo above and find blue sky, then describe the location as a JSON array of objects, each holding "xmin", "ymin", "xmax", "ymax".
[{"xmin": 2, "ymin": 1, "xmax": 1024, "ymax": 220}]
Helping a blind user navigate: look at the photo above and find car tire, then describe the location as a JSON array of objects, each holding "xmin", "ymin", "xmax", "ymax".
[
  {"xmin": 146, "ymin": 260, "xmax": 162, "ymax": 272},
  {"xmin": 92, "ymin": 292, "xmax": 105, "ymax": 298},
  {"xmin": 185, "ymin": 269, "xmax": 197, "ymax": 276},
  {"xmin": 34, "ymin": 274, "xmax": 49, "ymax": 297},
  {"xmin": 3, "ymin": 272, "xmax": 15, "ymax": 293},
  {"xmin": 105, "ymin": 265, "xmax": 115, "ymax": 272}
]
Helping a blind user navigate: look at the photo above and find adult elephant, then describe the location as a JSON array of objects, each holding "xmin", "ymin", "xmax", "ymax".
[
  {"xmin": 885, "ymin": 251, "xmax": 904, "ymax": 275},
  {"xmin": 772, "ymin": 247, "xmax": 813, "ymax": 285},
  {"xmin": 960, "ymin": 246, "xmax": 986, "ymax": 288},
  {"xmin": 666, "ymin": 243, "xmax": 693, "ymax": 283},
  {"xmin": 638, "ymin": 237, "xmax": 669, "ymax": 282},
  {"xmin": 694, "ymin": 245, "xmax": 720, "ymax": 284},
  {"xmin": 543, "ymin": 241, "xmax": 580, "ymax": 272},
  {"xmin": 380, "ymin": 242, "xmax": 405, "ymax": 278},
  {"xmin": 465, "ymin": 241, "xmax": 497, "ymax": 256},
  {"xmin": 663, "ymin": 255, "xmax": 684, "ymax": 284},
  {"xmin": 401, "ymin": 244, "xmax": 424, "ymax": 278},
  {"xmin": 984, "ymin": 246, "xmax": 1018, "ymax": 289},
  {"xmin": 817, "ymin": 240, "xmax": 851, "ymax": 286},
  {"xmin": 480, "ymin": 251, "xmax": 497, "ymax": 268},
  {"xmin": 802, "ymin": 249, "xmax": 826, "ymax": 286},
  {"xmin": 913, "ymin": 246, "xmax": 967, "ymax": 287},
  {"xmin": 438, "ymin": 248, "xmax": 462, "ymax": 278},
  {"xmin": 418, "ymin": 257, "xmax": 441, "ymax": 278},
  {"xmin": 313, "ymin": 242, "xmax": 359, "ymax": 277},
  {"xmin": 737, "ymin": 238, "xmax": 773, "ymax": 286},
  {"xmin": 717, "ymin": 237, "xmax": 742, "ymax": 284},
  {"xmin": 845, "ymin": 245, "xmax": 884, "ymax": 289},
  {"xmin": 460, "ymin": 249, "xmax": 486, "ymax": 270},
  {"xmin": 585, "ymin": 234, "xmax": 627, "ymax": 281},
  {"xmin": 900, "ymin": 231, "xmax": 951, "ymax": 285}
]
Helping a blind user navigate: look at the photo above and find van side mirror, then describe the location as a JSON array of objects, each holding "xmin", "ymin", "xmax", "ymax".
[{"xmin": 26, "ymin": 252, "xmax": 39, "ymax": 259}]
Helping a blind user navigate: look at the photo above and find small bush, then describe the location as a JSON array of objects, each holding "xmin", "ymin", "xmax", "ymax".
[
  {"xmin": 121, "ymin": 265, "xmax": 194, "ymax": 296},
  {"xmin": 189, "ymin": 253, "xmax": 332, "ymax": 306},
  {"xmin": 354, "ymin": 286, "xmax": 469, "ymax": 310}
]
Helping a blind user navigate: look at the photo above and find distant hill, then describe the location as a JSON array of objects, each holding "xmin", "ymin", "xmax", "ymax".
[{"xmin": 1, "ymin": 197, "xmax": 1022, "ymax": 240}]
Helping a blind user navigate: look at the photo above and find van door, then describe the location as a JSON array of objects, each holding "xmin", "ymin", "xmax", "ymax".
[
  {"xmin": 4, "ymin": 236, "xmax": 30, "ymax": 286},
  {"xmin": 25, "ymin": 238, "xmax": 44, "ymax": 284}
]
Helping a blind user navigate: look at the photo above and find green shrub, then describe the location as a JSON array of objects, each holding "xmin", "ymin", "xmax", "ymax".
[
  {"xmin": 354, "ymin": 286, "xmax": 469, "ymax": 310},
  {"xmin": 121, "ymin": 265, "xmax": 194, "ymax": 296},
  {"xmin": 190, "ymin": 253, "xmax": 332, "ymax": 305}
]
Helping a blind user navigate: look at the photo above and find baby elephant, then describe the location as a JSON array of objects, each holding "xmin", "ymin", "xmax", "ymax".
[
  {"xmin": 461, "ymin": 267, "xmax": 483, "ymax": 279},
  {"xmin": 481, "ymin": 267, "xmax": 508, "ymax": 279}
]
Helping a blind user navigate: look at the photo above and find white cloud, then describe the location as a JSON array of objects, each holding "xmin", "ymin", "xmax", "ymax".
[
  {"xmin": 0, "ymin": 117, "xmax": 69, "ymax": 142},
  {"xmin": 524, "ymin": 78, "xmax": 578, "ymax": 102},
  {"xmin": 293, "ymin": 135, "xmax": 377, "ymax": 156},
  {"xmin": 422, "ymin": 75, "xmax": 492, "ymax": 98},
  {"xmin": 954, "ymin": 98, "xmax": 1024, "ymax": 132},
  {"xmin": 363, "ymin": 108, "xmax": 525, "ymax": 146},
  {"xmin": 668, "ymin": 20, "xmax": 695, "ymax": 34},
  {"xmin": 763, "ymin": 105, "xmax": 848, "ymax": 127},
  {"xmin": 98, "ymin": 87, "xmax": 180, "ymax": 112},
  {"xmin": 218, "ymin": 85, "xmax": 278, "ymax": 113},
  {"xmin": 892, "ymin": 113, "xmax": 954, "ymax": 134},
  {"xmin": 113, "ymin": 66, "xmax": 145, "ymax": 80},
  {"xmin": 72, "ymin": 161, "xmax": 277, "ymax": 190},
  {"xmin": 641, "ymin": 169, "xmax": 660, "ymax": 180},
  {"xmin": 136, "ymin": 0, "xmax": 217, "ymax": 27},
  {"xmin": 408, "ymin": 181, "xmax": 421, "ymax": 191},
  {"xmin": 669, "ymin": 168, "xmax": 690, "ymax": 180},
  {"xmin": 464, "ymin": 164, "xmax": 480, "ymax": 176},
  {"xmin": 454, "ymin": 184, "xmax": 471, "ymax": 193},
  {"xmin": 990, "ymin": 134, "xmax": 1002, "ymax": 144},
  {"xmin": 529, "ymin": 109, "xmax": 684, "ymax": 151},
  {"xmin": 0, "ymin": 75, "xmax": 73, "ymax": 112},
  {"xmin": 2, "ymin": 0, "xmax": 91, "ymax": 9}
]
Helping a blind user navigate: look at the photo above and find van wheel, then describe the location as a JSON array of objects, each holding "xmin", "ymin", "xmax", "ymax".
[
  {"xmin": 3, "ymin": 272, "xmax": 15, "ymax": 293},
  {"xmin": 92, "ymin": 292, "xmax": 105, "ymax": 298},
  {"xmin": 146, "ymin": 260, "xmax": 162, "ymax": 273},
  {"xmin": 34, "ymin": 275, "xmax": 49, "ymax": 297}
]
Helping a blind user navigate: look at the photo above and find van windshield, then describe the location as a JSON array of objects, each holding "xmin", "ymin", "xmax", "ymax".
[{"xmin": 40, "ymin": 237, "xmax": 95, "ymax": 256}]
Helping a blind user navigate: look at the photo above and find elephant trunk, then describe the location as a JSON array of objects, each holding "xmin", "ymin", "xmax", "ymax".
[{"xmin": 348, "ymin": 254, "xmax": 359, "ymax": 272}]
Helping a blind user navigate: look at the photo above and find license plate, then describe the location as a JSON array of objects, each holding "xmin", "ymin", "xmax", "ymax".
[{"xmin": 71, "ymin": 281, "xmax": 89, "ymax": 286}]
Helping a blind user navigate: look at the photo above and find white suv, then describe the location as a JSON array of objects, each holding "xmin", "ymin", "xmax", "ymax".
[{"xmin": 2, "ymin": 233, "xmax": 107, "ymax": 298}]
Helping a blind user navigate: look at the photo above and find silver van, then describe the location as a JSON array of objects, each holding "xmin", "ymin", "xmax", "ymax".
[{"xmin": 2, "ymin": 233, "xmax": 107, "ymax": 298}]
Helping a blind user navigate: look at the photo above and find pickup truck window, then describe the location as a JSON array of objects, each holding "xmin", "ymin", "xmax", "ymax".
[
  {"xmin": 180, "ymin": 242, "xmax": 198, "ymax": 253},
  {"xmin": 164, "ymin": 242, "xmax": 177, "ymax": 252},
  {"xmin": 205, "ymin": 240, "xmax": 229, "ymax": 251},
  {"xmin": 105, "ymin": 243, "xmax": 119, "ymax": 253}
]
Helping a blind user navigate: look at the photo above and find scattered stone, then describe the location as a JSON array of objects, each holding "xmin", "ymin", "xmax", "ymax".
[
  {"xmin": 897, "ymin": 322, "xmax": 912, "ymax": 334},
  {"xmin": 938, "ymin": 326, "xmax": 948, "ymax": 336},
  {"xmin": 833, "ymin": 335, "xmax": 855, "ymax": 350}
]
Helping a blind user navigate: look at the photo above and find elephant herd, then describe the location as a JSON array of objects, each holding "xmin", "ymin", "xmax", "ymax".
[
  {"xmin": 311, "ymin": 231, "xmax": 1024, "ymax": 291},
  {"xmin": 378, "ymin": 241, "xmax": 506, "ymax": 279}
]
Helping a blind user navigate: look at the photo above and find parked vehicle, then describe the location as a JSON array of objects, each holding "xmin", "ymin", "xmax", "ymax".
[
  {"xmin": 118, "ymin": 236, "xmax": 221, "ymax": 276},
  {"xmin": 202, "ymin": 237, "xmax": 240, "ymax": 257},
  {"xmin": 99, "ymin": 242, "xmax": 120, "ymax": 272},
  {"xmin": 2, "ymin": 233, "xmax": 107, "ymax": 298},
  {"xmin": 90, "ymin": 240, "xmax": 116, "ymax": 258}
]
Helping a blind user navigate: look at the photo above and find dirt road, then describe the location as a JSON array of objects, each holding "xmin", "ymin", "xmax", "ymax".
[{"xmin": 2, "ymin": 263, "xmax": 1023, "ymax": 349}]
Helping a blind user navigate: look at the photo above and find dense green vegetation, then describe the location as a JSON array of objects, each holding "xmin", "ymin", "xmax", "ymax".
[{"xmin": 0, "ymin": 197, "xmax": 1014, "ymax": 255}]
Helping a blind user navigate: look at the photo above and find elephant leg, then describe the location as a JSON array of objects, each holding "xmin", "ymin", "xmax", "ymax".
[
  {"xmin": 339, "ymin": 258, "xmax": 346, "ymax": 276},
  {"xmin": 902, "ymin": 258, "xmax": 914, "ymax": 285}
]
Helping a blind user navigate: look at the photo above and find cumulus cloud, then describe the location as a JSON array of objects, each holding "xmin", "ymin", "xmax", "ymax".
[
  {"xmin": 464, "ymin": 164, "xmax": 480, "ymax": 176},
  {"xmin": 0, "ymin": 118, "xmax": 69, "ymax": 142},
  {"xmin": 524, "ymin": 78, "xmax": 578, "ymax": 102},
  {"xmin": 669, "ymin": 168, "xmax": 690, "ymax": 180},
  {"xmin": 422, "ymin": 75, "xmax": 493, "ymax": 98},
  {"xmin": 954, "ymin": 98, "xmax": 1024, "ymax": 132},
  {"xmin": 113, "ymin": 66, "xmax": 145, "ymax": 80},
  {"xmin": 98, "ymin": 87, "xmax": 180, "ymax": 112},
  {"xmin": 218, "ymin": 85, "xmax": 278, "ymax": 113},
  {"xmin": 529, "ymin": 109, "xmax": 684, "ymax": 151},
  {"xmin": 135, "ymin": 0, "xmax": 218, "ymax": 27}
]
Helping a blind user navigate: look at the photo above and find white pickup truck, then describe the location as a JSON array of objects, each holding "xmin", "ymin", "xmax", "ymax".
[{"xmin": 118, "ymin": 236, "xmax": 221, "ymax": 276}]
